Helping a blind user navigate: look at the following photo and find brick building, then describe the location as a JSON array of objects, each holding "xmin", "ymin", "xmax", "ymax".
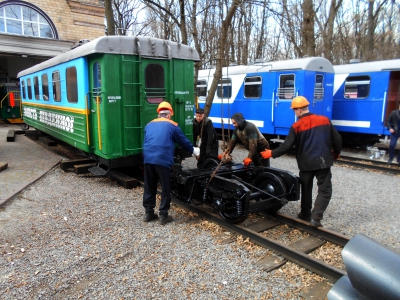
[{"xmin": 0, "ymin": 0, "xmax": 105, "ymax": 83}]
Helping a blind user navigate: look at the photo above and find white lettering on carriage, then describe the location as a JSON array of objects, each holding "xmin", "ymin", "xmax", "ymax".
[
  {"xmin": 175, "ymin": 91, "xmax": 189, "ymax": 95},
  {"xmin": 23, "ymin": 107, "xmax": 74, "ymax": 133},
  {"xmin": 108, "ymin": 95, "xmax": 121, "ymax": 103}
]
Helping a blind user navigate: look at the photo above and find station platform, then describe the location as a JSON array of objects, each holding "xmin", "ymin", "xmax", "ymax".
[{"xmin": 0, "ymin": 123, "xmax": 61, "ymax": 206}]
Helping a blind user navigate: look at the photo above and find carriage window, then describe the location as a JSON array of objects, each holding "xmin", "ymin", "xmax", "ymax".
[
  {"xmin": 217, "ymin": 78, "xmax": 231, "ymax": 98},
  {"xmin": 277, "ymin": 74, "xmax": 295, "ymax": 99},
  {"xmin": 33, "ymin": 76, "xmax": 40, "ymax": 100},
  {"xmin": 92, "ymin": 62, "xmax": 102, "ymax": 103},
  {"xmin": 41, "ymin": 74, "xmax": 49, "ymax": 100},
  {"xmin": 66, "ymin": 67, "xmax": 78, "ymax": 103},
  {"xmin": 314, "ymin": 74, "xmax": 324, "ymax": 99},
  {"xmin": 21, "ymin": 80, "xmax": 26, "ymax": 99},
  {"xmin": 52, "ymin": 71, "xmax": 61, "ymax": 102},
  {"xmin": 27, "ymin": 78, "xmax": 32, "ymax": 99},
  {"xmin": 244, "ymin": 76, "xmax": 262, "ymax": 98},
  {"xmin": 145, "ymin": 64, "xmax": 165, "ymax": 104},
  {"xmin": 344, "ymin": 76, "xmax": 370, "ymax": 99},
  {"xmin": 196, "ymin": 79, "xmax": 207, "ymax": 99}
]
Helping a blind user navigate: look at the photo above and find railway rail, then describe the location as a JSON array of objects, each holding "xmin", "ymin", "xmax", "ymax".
[
  {"xmin": 135, "ymin": 178, "xmax": 347, "ymax": 283},
  {"xmin": 336, "ymin": 155, "xmax": 400, "ymax": 175}
]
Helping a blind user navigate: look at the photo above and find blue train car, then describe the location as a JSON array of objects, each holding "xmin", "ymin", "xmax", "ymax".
[
  {"xmin": 196, "ymin": 57, "xmax": 334, "ymax": 140},
  {"xmin": 332, "ymin": 59, "xmax": 400, "ymax": 145}
]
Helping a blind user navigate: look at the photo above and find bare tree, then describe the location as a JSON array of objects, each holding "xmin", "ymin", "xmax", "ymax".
[
  {"xmin": 203, "ymin": 0, "xmax": 244, "ymax": 116},
  {"xmin": 105, "ymin": 0, "xmax": 116, "ymax": 35}
]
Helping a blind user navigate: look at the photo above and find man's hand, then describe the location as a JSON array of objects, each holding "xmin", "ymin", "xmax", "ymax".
[
  {"xmin": 243, "ymin": 158, "xmax": 252, "ymax": 166},
  {"xmin": 332, "ymin": 151, "xmax": 340, "ymax": 160},
  {"xmin": 193, "ymin": 147, "xmax": 200, "ymax": 157},
  {"xmin": 260, "ymin": 149, "xmax": 272, "ymax": 159}
]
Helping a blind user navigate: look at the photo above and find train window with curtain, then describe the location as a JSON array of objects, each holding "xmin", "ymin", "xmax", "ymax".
[
  {"xmin": 0, "ymin": 3, "xmax": 56, "ymax": 38},
  {"xmin": 344, "ymin": 76, "xmax": 370, "ymax": 99},
  {"xmin": 196, "ymin": 79, "xmax": 207, "ymax": 100},
  {"xmin": 277, "ymin": 74, "xmax": 295, "ymax": 99},
  {"xmin": 41, "ymin": 74, "xmax": 49, "ymax": 101},
  {"xmin": 52, "ymin": 71, "xmax": 61, "ymax": 102},
  {"xmin": 27, "ymin": 78, "xmax": 32, "ymax": 100},
  {"xmin": 33, "ymin": 76, "xmax": 40, "ymax": 100},
  {"xmin": 217, "ymin": 78, "xmax": 231, "ymax": 98},
  {"xmin": 244, "ymin": 76, "xmax": 262, "ymax": 99},
  {"xmin": 21, "ymin": 80, "xmax": 26, "ymax": 99},
  {"xmin": 66, "ymin": 67, "xmax": 78, "ymax": 103},
  {"xmin": 314, "ymin": 75, "xmax": 324, "ymax": 99},
  {"xmin": 145, "ymin": 64, "xmax": 165, "ymax": 104}
]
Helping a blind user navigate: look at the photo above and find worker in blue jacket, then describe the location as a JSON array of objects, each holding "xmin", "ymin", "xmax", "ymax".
[
  {"xmin": 261, "ymin": 96, "xmax": 342, "ymax": 227},
  {"xmin": 143, "ymin": 102, "xmax": 200, "ymax": 225}
]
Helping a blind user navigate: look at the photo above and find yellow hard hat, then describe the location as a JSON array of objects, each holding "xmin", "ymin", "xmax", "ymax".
[
  {"xmin": 290, "ymin": 96, "xmax": 310, "ymax": 109},
  {"xmin": 157, "ymin": 101, "xmax": 174, "ymax": 116}
]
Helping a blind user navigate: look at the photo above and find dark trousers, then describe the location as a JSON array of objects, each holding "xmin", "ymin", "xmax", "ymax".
[
  {"xmin": 388, "ymin": 133, "xmax": 400, "ymax": 162},
  {"xmin": 143, "ymin": 164, "xmax": 171, "ymax": 216},
  {"xmin": 299, "ymin": 168, "xmax": 332, "ymax": 221}
]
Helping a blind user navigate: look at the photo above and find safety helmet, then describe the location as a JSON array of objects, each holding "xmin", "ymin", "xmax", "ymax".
[
  {"xmin": 290, "ymin": 96, "xmax": 310, "ymax": 109},
  {"xmin": 157, "ymin": 101, "xmax": 174, "ymax": 116}
]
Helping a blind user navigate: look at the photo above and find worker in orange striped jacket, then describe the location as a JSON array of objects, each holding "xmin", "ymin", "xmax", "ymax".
[{"xmin": 261, "ymin": 96, "xmax": 342, "ymax": 228}]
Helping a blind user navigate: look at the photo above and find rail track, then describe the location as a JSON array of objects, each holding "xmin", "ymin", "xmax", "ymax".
[
  {"xmin": 134, "ymin": 178, "xmax": 348, "ymax": 283},
  {"xmin": 336, "ymin": 155, "xmax": 400, "ymax": 175}
]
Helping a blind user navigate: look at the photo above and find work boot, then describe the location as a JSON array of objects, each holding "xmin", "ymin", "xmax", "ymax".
[
  {"xmin": 159, "ymin": 214, "xmax": 173, "ymax": 225},
  {"xmin": 143, "ymin": 212, "xmax": 158, "ymax": 222},
  {"xmin": 310, "ymin": 219, "xmax": 323, "ymax": 228},
  {"xmin": 297, "ymin": 212, "xmax": 311, "ymax": 222}
]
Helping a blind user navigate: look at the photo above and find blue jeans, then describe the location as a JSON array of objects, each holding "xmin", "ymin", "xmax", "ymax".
[{"xmin": 388, "ymin": 133, "xmax": 400, "ymax": 162}]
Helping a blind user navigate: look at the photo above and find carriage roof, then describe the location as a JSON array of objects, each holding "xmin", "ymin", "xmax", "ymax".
[
  {"xmin": 198, "ymin": 57, "xmax": 334, "ymax": 77},
  {"xmin": 18, "ymin": 36, "xmax": 200, "ymax": 77},
  {"xmin": 334, "ymin": 59, "xmax": 400, "ymax": 74}
]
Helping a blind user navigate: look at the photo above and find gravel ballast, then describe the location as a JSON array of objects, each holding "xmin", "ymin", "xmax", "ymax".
[{"xmin": 1, "ymin": 145, "xmax": 399, "ymax": 299}]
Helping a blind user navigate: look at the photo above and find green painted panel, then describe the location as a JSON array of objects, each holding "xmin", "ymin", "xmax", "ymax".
[{"xmin": 22, "ymin": 104, "xmax": 91, "ymax": 152}]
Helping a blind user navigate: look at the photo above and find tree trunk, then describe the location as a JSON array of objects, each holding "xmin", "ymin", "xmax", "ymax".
[
  {"xmin": 203, "ymin": 0, "xmax": 243, "ymax": 117},
  {"xmin": 105, "ymin": 0, "xmax": 115, "ymax": 35}
]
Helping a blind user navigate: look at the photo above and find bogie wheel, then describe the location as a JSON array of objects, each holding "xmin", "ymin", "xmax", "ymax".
[
  {"xmin": 202, "ymin": 158, "xmax": 219, "ymax": 169},
  {"xmin": 219, "ymin": 209, "xmax": 247, "ymax": 224},
  {"xmin": 253, "ymin": 172, "xmax": 287, "ymax": 214}
]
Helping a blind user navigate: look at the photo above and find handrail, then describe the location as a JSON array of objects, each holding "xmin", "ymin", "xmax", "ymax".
[{"xmin": 96, "ymin": 96, "xmax": 102, "ymax": 150}]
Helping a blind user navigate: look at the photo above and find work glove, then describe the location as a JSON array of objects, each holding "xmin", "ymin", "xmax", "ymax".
[
  {"xmin": 193, "ymin": 147, "xmax": 200, "ymax": 157},
  {"xmin": 243, "ymin": 158, "xmax": 252, "ymax": 166},
  {"xmin": 260, "ymin": 149, "xmax": 272, "ymax": 159},
  {"xmin": 332, "ymin": 151, "xmax": 340, "ymax": 160}
]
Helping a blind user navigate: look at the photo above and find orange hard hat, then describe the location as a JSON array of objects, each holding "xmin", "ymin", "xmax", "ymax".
[
  {"xmin": 290, "ymin": 96, "xmax": 310, "ymax": 109},
  {"xmin": 157, "ymin": 101, "xmax": 174, "ymax": 116}
]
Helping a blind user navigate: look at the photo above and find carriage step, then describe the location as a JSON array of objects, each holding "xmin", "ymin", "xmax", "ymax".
[{"xmin": 88, "ymin": 166, "xmax": 108, "ymax": 176}]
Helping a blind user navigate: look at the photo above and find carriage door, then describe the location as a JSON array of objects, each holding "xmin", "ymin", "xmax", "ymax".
[
  {"xmin": 310, "ymin": 73, "xmax": 326, "ymax": 116},
  {"xmin": 386, "ymin": 71, "xmax": 400, "ymax": 121},
  {"xmin": 90, "ymin": 61, "xmax": 105, "ymax": 154},
  {"xmin": 273, "ymin": 73, "xmax": 296, "ymax": 134}
]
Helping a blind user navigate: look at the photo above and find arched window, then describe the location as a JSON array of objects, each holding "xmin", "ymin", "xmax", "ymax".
[{"xmin": 0, "ymin": 1, "xmax": 58, "ymax": 38}]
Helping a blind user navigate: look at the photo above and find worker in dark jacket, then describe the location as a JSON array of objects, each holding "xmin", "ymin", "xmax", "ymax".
[
  {"xmin": 261, "ymin": 96, "xmax": 342, "ymax": 227},
  {"xmin": 143, "ymin": 101, "xmax": 200, "ymax": 225},
  {"xmin": 193, "ymin": 108, "xmax": 219, "ymax": 168},
  {"xmin": 219, "ymin": 112, "xmax": 270, "ymax": 167},
  {"xmin": 386, "ymin": 102, "xmax": 400, "ymax": 164}
]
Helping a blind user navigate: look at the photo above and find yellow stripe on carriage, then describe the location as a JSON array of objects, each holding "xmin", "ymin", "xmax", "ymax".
[{"xmin": 21, "ymin": 102, "xmax": 89, "ymax": 115}]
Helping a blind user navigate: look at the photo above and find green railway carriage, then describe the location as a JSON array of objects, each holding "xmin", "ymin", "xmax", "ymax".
[{"xmin": 17, "ymin": 36, "xmax": 200, "ymax": 172}]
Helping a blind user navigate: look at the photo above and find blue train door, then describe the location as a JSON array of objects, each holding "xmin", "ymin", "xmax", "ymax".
[
  {"xmin": 308, "ymin": 73, "xmax": 326, "ymax": 116},
  {"xmin": 273, "ymin": 73, "xmax": 296, "ymax": 134}
]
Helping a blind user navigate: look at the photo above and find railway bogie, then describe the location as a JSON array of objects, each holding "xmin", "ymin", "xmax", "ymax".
[{"xmin": 171, "ymin": 159, "xmax": 299, "ymax": 223}]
